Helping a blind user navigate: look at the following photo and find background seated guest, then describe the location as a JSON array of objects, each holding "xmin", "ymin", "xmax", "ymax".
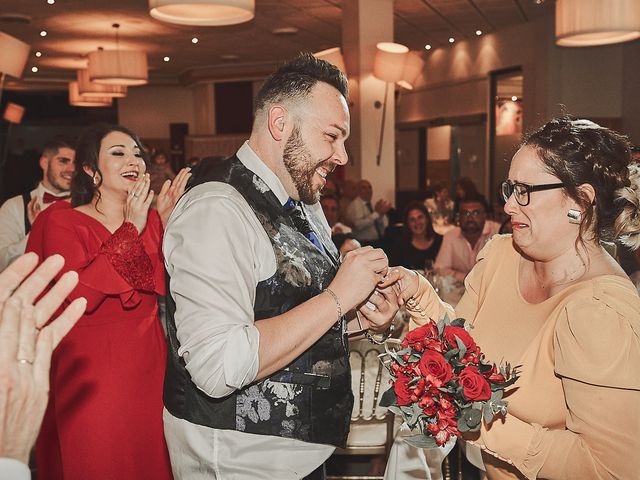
[
  {"xmin": 0, "ymin": 137, "xmax": 75, "ymax": 272},
  {"xmin": 383, "ymin": 116, "xmax": 640, "ymax": 479},
  {"xmin": 0, "ymin": 253, "xmax": 86, "ymax": 480},
  {"xmin": 390, "ymin": 201, "xmax": 443, "ymax": 270},
  {"xmin": 321, "ymin": 193, "xmax": 352, "ymax": 234},
  {"xmin": 425, "ymin": 182, "xmax": 454, "ymax": 225},
  {"xmin": 148, "ymin": 150, "xmax": 176, "ymax": 207},
  {"xmin": 346, "ymin": 179, "xmax": 392, "ymax": 247},
  {"xmin": 435, "ymin": 193, "xmax": 500, "ymax": 282}
]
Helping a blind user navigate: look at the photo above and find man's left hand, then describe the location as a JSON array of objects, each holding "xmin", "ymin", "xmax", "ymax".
[{"xmin": 357, "ymin": 285, "xmax": 399, "ymax": 333}]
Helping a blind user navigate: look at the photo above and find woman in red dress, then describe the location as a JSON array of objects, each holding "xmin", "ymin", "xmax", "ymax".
[{"xmin": 31, "ymin": 124, "xmax": 190, "ymax": 479}]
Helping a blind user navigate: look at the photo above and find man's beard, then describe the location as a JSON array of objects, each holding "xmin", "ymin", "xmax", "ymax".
[
  {"xmin": 47, "ymin": 169, "xmax": 70, "ymax": 193},
  {"xmin": 282, "ymin": 126, "xmax": 329, "ymax": 205}
]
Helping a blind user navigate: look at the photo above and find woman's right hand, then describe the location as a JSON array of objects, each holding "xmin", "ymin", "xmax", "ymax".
[
  {"xmin": 378, "ymin": 266, "xmax": 420, "ymax": 305},
  {"xmin": 327, "ymin": 246, "xmax": 388, "ymax": 312},
  {"xmin": 124, "ymin": 173, "xmax": 153, "ymax": 234}
]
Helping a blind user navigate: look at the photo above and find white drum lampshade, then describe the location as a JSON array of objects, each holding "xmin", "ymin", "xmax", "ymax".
[
  {"xmin": 396, "ymin": 51, "xmax": 425, "ymax": 90},
  {"xmin": 149, "ymin": 0, "xmax": 255, "ymax": 26},
  {"xmin": 556, "ymin": 0, "xmax": 640, "ymax": 46},
  {"xmin": 373, "ymin": 42, "xmax": 409, "ymax": 83},
  {"xmin": 3, "ymin": 102, "xmax": 25, "ymax": 124},
  {"xmin": 314, "ymin": 47, "xmax": 347, "ymax": 75},
  {"xmin": 0, "ymin": 32, "xmax": 30, "ymax": 78},
  {"xmin": 69, "ymin": 81, "xmax": 113, "ymax": 107},
  {"xmin": 77, "ymin": 69, "xmax": 127, "ymax": 97},
  {"xmin": 88, "ymin": 50, "xmax": 148, "ymax": 86}
]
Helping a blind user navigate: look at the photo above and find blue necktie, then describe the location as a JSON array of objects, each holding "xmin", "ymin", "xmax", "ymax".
[{"xmin": 284, "ymin": 198, "xmax": 325, "ymax": 254}]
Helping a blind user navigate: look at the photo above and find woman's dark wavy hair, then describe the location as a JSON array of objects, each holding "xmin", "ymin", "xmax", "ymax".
[
  {"xmin": 402, "ymin": 201, "xmax": 436, "ymax": 241},
  {"xmin": 522, "ymin": 115, "xmax": 634, "ymax": 247},
  {"xmin": 71, "ymin": 124, "xmax": 147, "ymax": 207}
]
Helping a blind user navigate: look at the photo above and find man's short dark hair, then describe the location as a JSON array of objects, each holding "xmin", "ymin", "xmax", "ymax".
[
  {"xmin": 253, "ymin": 52, "xmax": 348, "ymax": 115},
  {"xmin": 42, "ymin": 136, "xmax": 75, "ymax": 158},
  {"xmin": 457, "ymin": 193, "xmax": 489, "ymax": 213}
]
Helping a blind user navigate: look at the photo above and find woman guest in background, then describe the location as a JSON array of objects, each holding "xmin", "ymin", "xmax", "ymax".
[
  {"xmin": 148, "ymin": 150, "xmax": 176, "ymax": 205},
  {"xmin": 30, "ymin": 124, "xmax": 190, "ymax": 479},
  {"xmin": 383, "ymin": 117, "xmax": 640, "ymax": 479},
  {"xmin": 390, "ymin": 202, "xmax": 442, "ymax": 270}
]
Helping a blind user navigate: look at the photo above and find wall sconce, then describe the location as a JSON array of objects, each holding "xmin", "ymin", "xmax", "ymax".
[
  {"xmin": 88, "ymin": 24, "xmax": 148, "ymax": 86},
  {"xmin": 0, "ymin": 32, "xmax": 30, "ymax": 105},
  {"xmin": 68, "ymin": 81, "xmax": 113, "ymax": 107},
  {"xmin": 77, "ymin": 69, "xmax": 127, "ymax": 98},
  {"xmin": 556, "ymin": 0, "xmax": 640, "ymax": 46},
  {"xmin": 149, "ymin": 0, "xmax": 255, "ymax": 26},
  {"xmin": 1, "ymin": 102, "xmax": 25, "ymax": 173},
  {"xmin": 313, "ymin": 47, "xmax": 347, "ymax": 75},
  {"xmin": 373, "ymin": 42, "xmax": 408, "ymax": 166}
]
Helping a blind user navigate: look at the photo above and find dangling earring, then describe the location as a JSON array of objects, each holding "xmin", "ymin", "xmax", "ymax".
[
  {"xmin": 92, "ymin": 173, "xmax": 99, "ymax": 185},
  {"xmin": 567, "ymin": 209, "xmax": 582, "ymax": 224}
]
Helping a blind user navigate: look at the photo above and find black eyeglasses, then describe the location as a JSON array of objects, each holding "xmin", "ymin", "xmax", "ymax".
[{"xmin": 500, "ymin": 180, "xmax": 565, "ymax": 206}]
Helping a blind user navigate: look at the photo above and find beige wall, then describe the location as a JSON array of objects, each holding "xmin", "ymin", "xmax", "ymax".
[{"xmin": 118, "ymin": 85, "xmax": 196, "ymax": 139}]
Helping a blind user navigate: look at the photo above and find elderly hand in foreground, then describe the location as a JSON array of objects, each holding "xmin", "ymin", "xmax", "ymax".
[
  {"xmin": 378, "ymin": 266, "xmax": 421, "ymax": 305},
  {"xmin": 0, "ymin": 253, "xmax": 86, "ymax": 464},
  {"xmin": 157, "ymin": 167, "xmax": 192, "ymax": 227}
]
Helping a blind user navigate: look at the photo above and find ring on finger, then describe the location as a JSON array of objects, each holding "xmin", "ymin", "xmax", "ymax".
[{"xmin": 17, "ymin": 358, "xmax": 34, "ymax": 365}]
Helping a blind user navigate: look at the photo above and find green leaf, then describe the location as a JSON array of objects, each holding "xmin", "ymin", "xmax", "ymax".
[
  {"xmin": 451, "ymin": 317, "xmax": 465, "ymax": 328},
  {"xmin": 437, "ymin": 319, "xmax": 445, "ymax": 335},
  {"xmin": 444, "ymin": 349, "xmax": 459, "ymax": 362},
  {"xmin": 388, "ymin": 406, "xmax": 404, "ymax": 417},
  {"xmin": 455, "ymin": 336, "xmax": 467, "ymax": 358},
  {"xmin": 404, "ymin": 434, "xmax": 439, "ymax": 449},
  {"xmin": 460, "ymin": 407, "xmax": 482, "ymax": 428},
  {"xmin": 379, "ymin": 387, "xmax": 397, "ymax": 407},
  {"xmin": 483, "ymin": 404, "xmax": 494, "ymax": 424},
  {"xmin": 490, "ymin": 389, "xmax": 503, "ymax": 403},
  {"xmin": 457, "ymin": 417, "xmax": 470, "ymax": 432}
]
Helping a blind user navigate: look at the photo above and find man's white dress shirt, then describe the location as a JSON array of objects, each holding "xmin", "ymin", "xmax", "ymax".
[
  {"xmin": 162, "ymin": 142, "xmax": 335, "ymax": 479},
  {"xmin": 0, "ymin": 183, "xmax": 68, "ymax": 271},
  {"xmin": 345, "ymin": 196, "xmax": 387, "ymax": 243},
  {"xmin": 434, "ymin": 220, "xmax": 500, "ymax": 282},
  {"xmin": 0, "ymin": 458, "xmax": 30, "ymax": 480}
]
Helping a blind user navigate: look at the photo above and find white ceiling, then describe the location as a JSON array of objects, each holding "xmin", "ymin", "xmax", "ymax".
[{"xmin": 0, "ymin": 0, "xmax": 553, "ymax": 90}]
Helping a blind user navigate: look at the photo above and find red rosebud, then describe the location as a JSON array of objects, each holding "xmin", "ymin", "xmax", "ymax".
[
  {"xmin": 458, "ymin": 365, "xmax": 491, "ymax": 401},
  {"xmin": 393, "ymin": 372, "xmax": 414, "ymax": 406},
  {"xmin": 485, "ymin": 365, "xmax": 506, "ymax": 383},
  {"xmin": 443, "ymin": 325, "xmax": 476, "ymax": 351}
]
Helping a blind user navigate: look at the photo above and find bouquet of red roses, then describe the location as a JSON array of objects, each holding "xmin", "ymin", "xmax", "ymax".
[{"xmin": 379, "ymin": 316, "xmax": 519, "ymax": 448}]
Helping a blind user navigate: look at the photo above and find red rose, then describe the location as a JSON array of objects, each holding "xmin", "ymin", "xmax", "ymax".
[
  {"xmin": 418, "ymin": 350, "xmax": 453, "ymax": 386},
  {"xmin": 443, "ymin": 326, "xmax": 476, "ymax": 351},
  {"xmin": 485, "ymin": 365, "xmax": 506, "ymax": 383},
  {"xmin": 394, "ymin": 371, "xmax": 414, "ymax": 406},
  {"xmin": 403, "ymin": 322, "xmax": 439, "ymax": 349},
  {"xmin": 459, "ymin": 365, "xmax": 491, "ymax": 401}
]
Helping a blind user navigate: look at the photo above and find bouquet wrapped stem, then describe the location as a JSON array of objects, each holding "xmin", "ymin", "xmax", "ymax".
[{"xmin": 379, "ymin": 316, "xmax": 519, "ymax": 448}]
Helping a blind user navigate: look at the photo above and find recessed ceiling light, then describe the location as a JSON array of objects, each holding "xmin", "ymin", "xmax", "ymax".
[
  {"xmin": 163, "ymin": 56, "xmax": 170, "ymax": 62},
  {"xmin": 31, "ymin": 66, "xmax": 38, "ymax": 73},
  {"xmin": 35, "ymin": 51, "xmax": 42, "ymax": 57},
  {"xmin": 476, "ymin": 30, "xmax": 482, "ymax": 36},
  {"xmin": 448, "ymin": 37, "xmax": 455, "ymax": 43},
  {"xmin": 191, "ymin": 37, "xmax": 198, "ymax": 44},
  {"xmin": 40, "ymin": 30, "xmax": 47, "ymax": 37},
  {"xmin": 47, "ymin": 0, "xmax": 55, "ymax": 4},
  {"xmin": 272, "ymin": 27, "xmax": 299, "ymax": 35},
  {"xmin": 424, "ymin": 44, "xmax": 432, "ymax": 50},
  {"xmin": 511, "ymin": 96, "xmax": 518, "ymax": 102}
]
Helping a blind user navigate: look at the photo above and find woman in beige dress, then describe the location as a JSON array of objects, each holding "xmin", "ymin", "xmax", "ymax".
[{"xmin": 383, "ymin": 117, "xmax": 640, "ymax": 479}]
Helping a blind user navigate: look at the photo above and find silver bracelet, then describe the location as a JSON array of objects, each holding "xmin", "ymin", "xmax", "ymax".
[{"xmin": 324, "ymin": 287, "xmax": 342, "ymax": 320}]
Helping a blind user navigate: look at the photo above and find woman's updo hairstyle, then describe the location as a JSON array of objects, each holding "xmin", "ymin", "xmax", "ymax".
[{"xmin": 522, "ymin": 116, "xmax": 640, "ymax": 249}]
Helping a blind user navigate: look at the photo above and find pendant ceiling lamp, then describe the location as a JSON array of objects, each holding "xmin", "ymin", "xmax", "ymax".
[
  {"xmin": 88, "ymin": 24, "xmax": 148, "ymax": 86},
  {"xmin": 77, "ymin": 69, "xmax": 127, "ymax": 98},
  {"xmin": 69, "ymin": 81, "xmax": 113, "ymax": 107},
  {"xmin": 149, "ymin": 0, "xmax": 254, "ymax": 26},
  {"xmin": 313, "ymin": 47, "xmax": 347, "ymax": 75},
  {"xmin": 556, "ymin": 0, "xmax": 640, "ymax": 46}
]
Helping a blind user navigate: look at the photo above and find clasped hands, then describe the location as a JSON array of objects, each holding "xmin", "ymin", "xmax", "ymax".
[{"xmin": 328, "ymin": 247, "xmax": 421, "ymax": 335}]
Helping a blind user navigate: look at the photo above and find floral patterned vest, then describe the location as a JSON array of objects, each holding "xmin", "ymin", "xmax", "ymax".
[{"xmin": 164, "ymin": 156, "xmax": 353, "ymax": 447}]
